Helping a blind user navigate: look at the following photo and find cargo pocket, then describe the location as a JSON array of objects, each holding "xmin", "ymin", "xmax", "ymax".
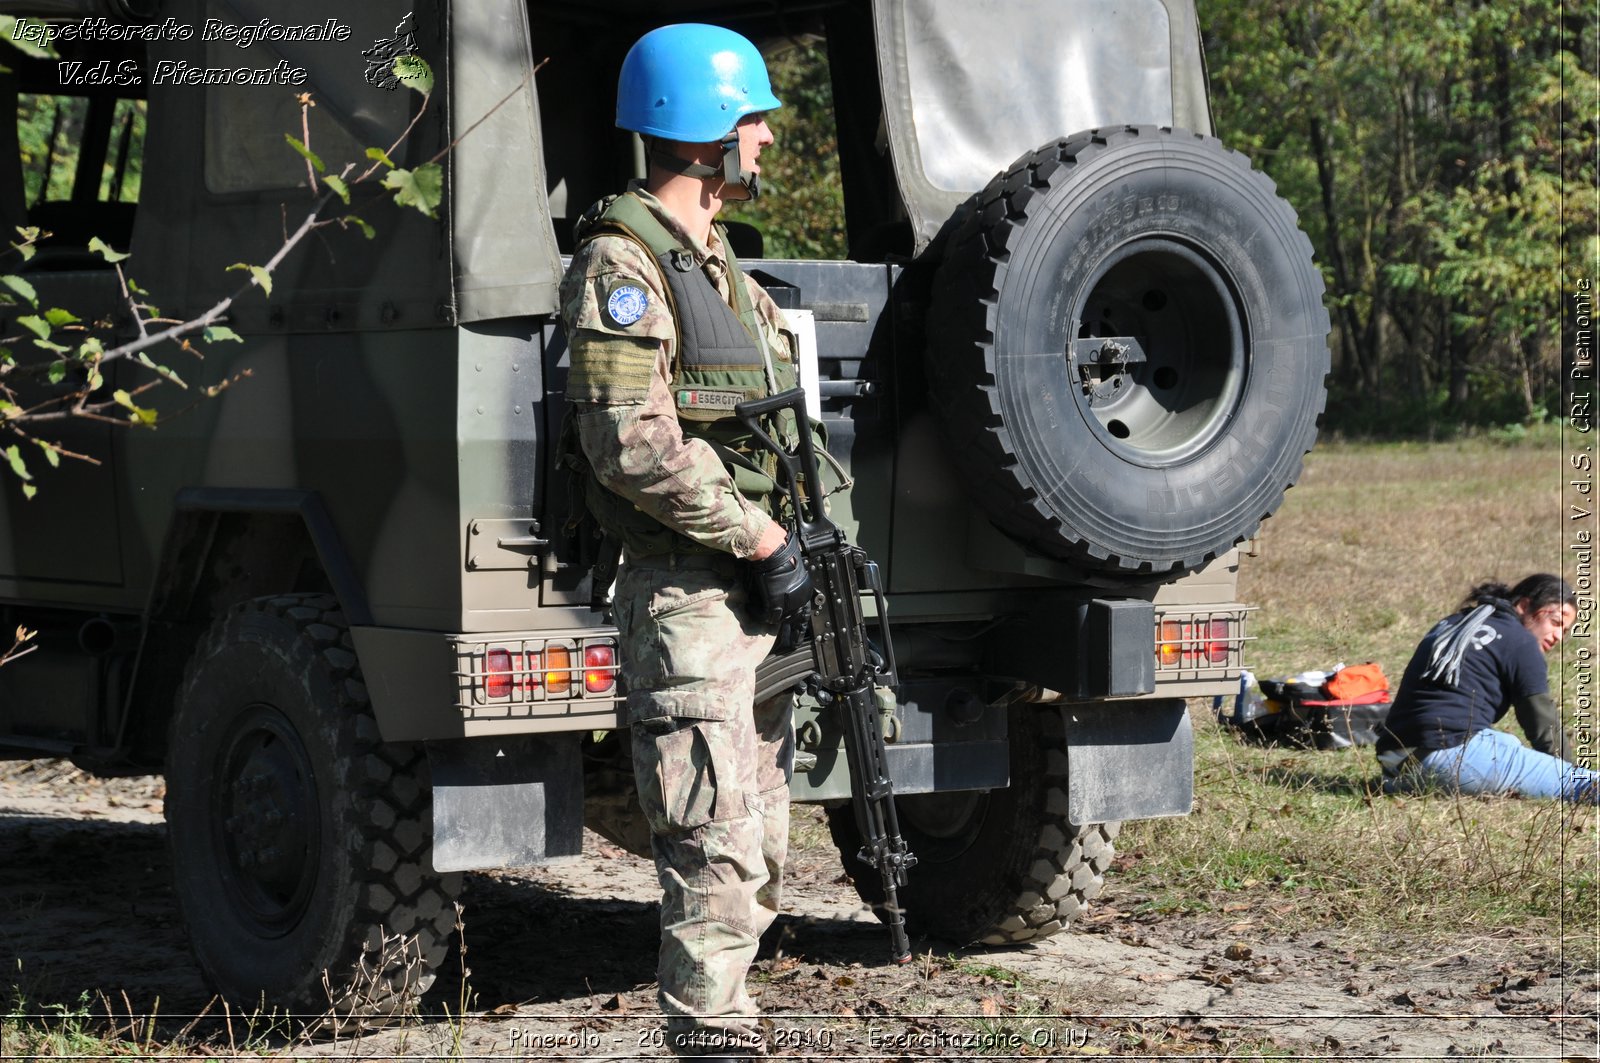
[
  {"xmin": 646, "ymin": 584, "xmax": 728, "ymax": 622},
  {"xmin": 632, "ymin": 702, "xmax": 746, "ymax": 835},
  {"xmin": 645, "ymin": 724, "xmax": 718, "ymax": 834}
]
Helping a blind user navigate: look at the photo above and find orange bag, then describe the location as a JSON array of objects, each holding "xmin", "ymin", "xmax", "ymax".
[{"xmin": 1325, "ymin": 662, "xmax": 1389, "ymax": 700}]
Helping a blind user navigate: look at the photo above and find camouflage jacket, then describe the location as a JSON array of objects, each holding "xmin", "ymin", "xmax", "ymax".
[{"xmin": 558, "ymin": 184, "xmax": 796, "ymax": 559}]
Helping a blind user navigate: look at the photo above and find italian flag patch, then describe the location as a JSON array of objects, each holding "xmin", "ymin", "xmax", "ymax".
[{"xmin": 676, "ymin": 388, "xmax": 746, "ymax": 411}]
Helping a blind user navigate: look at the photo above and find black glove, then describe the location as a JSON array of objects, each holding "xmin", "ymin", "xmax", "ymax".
[{"xmin": 747, "ymin": 532, "xmax": 813, "ymax": 630}]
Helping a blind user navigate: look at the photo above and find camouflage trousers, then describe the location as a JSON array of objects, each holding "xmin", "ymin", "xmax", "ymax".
[{"xmin": 614, "ymin": 554, "xmax": 794, "ymax": 1056}]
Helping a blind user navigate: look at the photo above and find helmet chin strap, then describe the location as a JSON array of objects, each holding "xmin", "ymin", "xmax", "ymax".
[{"xmin": 650, "ymin": 133, "xmax": 762, "ymax": 201}]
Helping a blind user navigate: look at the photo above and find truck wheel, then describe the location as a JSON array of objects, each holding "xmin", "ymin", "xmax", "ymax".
[
  {"xmin": 926, "ymin": 125, "xmax": 1329, "ymax": 580},
  {"xmin": 165, "ymin": 594, "xmax": 461, "ymax": 1022},
  {"xmin": 826, "ymin": 705, "xmax": 1118, "ymax": 945}
]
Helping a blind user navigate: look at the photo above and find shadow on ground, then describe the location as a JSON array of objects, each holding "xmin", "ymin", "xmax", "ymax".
[{"xmin": 0, "ymin": 811, "xmax": 884, "ymax": 1047}]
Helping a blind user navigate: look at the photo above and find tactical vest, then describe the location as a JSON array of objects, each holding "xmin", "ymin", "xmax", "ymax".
[{"xmin": 567, "ymin": 193, "xmax": 798, "ymax": 558}]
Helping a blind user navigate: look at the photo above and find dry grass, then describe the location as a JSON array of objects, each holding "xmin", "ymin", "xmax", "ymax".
[
  {"xmin": 1241, "ymin": 431, "xmax": 1566, "ymax": 678},
  {"xmin": 1120, "ymin": 426, "xmax": 1596, "ymax": 957}
]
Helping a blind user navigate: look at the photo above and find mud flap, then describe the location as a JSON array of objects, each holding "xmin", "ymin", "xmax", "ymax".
[
  {"xmin": 427, "ymin": 734, "xmax": 585, "ymax": 872},
  {"xmin": 1062, "ymin": 699, "xmax": 1193, "ymax": 823}
]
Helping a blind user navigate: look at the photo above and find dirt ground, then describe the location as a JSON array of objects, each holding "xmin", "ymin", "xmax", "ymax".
[{"xmin": 2, "ymin": 758, "xmax": 1595, "ymax": 1060}]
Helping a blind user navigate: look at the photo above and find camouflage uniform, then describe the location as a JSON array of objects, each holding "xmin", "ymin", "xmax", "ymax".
[{"xmin": 559, "ymin": 184, "xmax": 796, "ymax": 1056}]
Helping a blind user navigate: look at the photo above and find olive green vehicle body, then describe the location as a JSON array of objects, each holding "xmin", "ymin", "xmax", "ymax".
[{"xmin": 0, "ymin": 0, "xmax": 1263, "ymax": 853}]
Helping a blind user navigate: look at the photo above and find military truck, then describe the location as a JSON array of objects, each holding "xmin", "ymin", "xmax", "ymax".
[{"xmin": 0, "ymin": 0, "xmax": 1328, "ymax": 1017}]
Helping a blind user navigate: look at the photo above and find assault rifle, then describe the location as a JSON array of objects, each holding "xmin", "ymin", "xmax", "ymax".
[{"xmin": 736, "ymin": 387, "xmax": 917, "ymax": 965}]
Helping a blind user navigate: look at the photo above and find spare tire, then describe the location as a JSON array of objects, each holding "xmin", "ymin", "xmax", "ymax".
[{"xmin": 926, "ymin": 126, "xmax": 1329, "ymax": 580}]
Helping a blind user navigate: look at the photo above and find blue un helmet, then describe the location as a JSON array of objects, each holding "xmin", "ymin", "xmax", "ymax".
[{"xmin": 617, "ymin": 23, "xmax": 782, "ymax": 199}]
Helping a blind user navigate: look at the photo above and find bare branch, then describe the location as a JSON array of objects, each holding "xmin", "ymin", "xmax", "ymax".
[
  {"xmin": 0, "ymin": 625, "xmax": 37, "ymax": 668},
  {"xmin": 299, "ymin": 94, "xmax": 318, "ymax": 191},
  {"xmin": 2, "ymin": 426, "xmax": 101, "ymax": 465},
  {"xmin": 93, "ymin": 189, "xmax": 337, "ymax": 370},
  {"xmin": 425, "ymin": 60, "xmax": 546, "ymax": 168}
]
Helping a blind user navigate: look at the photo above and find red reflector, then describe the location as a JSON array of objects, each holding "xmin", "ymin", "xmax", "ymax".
[
  {"xmin": 1206, "ymin": 620, "xmax": 1230, "ymax": 664},
  {"xmin": 584, "ymin": 644, "xmax": 616, "ymax": 694},
  {"xmin": 485, "ymin": 647, "xmax": 513, "ymax": 698}
]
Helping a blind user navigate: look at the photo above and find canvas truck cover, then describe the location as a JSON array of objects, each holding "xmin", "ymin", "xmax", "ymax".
[
  {"xmin": 873, "ymin": 0, "xmax": 1214, "ymax": 251},
  {"xmin": 448, "ymin": 0, "xmax": 560, "ymax": 322},
  {"xmin": 0, "ymin": 0, "xmax": 562, "ymax": 323}
]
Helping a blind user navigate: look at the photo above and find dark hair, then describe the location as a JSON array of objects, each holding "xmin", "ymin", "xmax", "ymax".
[{"xmin": 1461, "ymin": 573, "xmax": 1575, "ymax": 613}]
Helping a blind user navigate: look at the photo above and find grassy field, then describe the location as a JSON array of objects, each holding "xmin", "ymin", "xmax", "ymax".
[
  {"xmin": 1240, "ymin": 424, "xmax": 1574, "ymax": 678},
  {"xmin": 1119, "ymin": 424, "xmax": 1596, "ymax": 955},
  {"xmin": 5, "ymin": 429, "xmax": 1593, "ymax": 1059}
]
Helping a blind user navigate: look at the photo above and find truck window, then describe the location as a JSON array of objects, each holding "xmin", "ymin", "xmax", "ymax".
[
  {"xmin": 19, "ymin": 93, "xmax": 145, "ymax": 207},
  {"xmin": 531, "ymin": 8, "xmax": 852, "ymax": 261},
  {"xmin": 14, "ymin": 87, "xmax": 145, "ymax": 256},
  {"xmin": 722, "ymin": 35, "xmax": 847, "ymax": 261}
]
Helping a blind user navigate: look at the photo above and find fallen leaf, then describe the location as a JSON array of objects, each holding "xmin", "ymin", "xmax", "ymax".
[
  {"xmin": 1244, "ymin": 966, "xmax": 1286, "ymax": 984},
  {"xmin": 487, "ymin": 1003, "xmax": 519, "ymax": 1016},
  {"xmin": 979, "ymin": 997, "xmax": 1000, "ymax": 1016},
  {"xmin": 1191, "ymin": 967, "xmax": 1234, "ymax": 988},
  {"xmin": 601, "ymin": 994, "xmax": 627, "ymax": 1012}
]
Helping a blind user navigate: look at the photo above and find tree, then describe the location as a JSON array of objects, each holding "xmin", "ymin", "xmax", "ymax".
[
  {"xmin": 1202, "ymin": 0, "xmax": 1593, "ymax": 431},
  {"xmin": 725, "ymin": 36, "xmax": 847, "ymax": 260},
  {"xmin": 0, "ymin": 51, "xmax": 443, "ymax": 495}
]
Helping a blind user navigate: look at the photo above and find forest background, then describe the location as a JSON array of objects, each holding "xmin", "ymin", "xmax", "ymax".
[{"xmin": 732, "ymin": 0, "xmax": 1598, "ymax": 437}]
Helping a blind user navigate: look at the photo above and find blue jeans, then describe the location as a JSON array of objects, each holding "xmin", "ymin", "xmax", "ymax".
[{"xmin": 1416, "ymin": 728, "xmax": 1599, "ymax": 803}]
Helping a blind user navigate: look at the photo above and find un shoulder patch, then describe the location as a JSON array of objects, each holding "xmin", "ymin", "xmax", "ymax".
[{"xmin": 605, "ymin": 283, "xmax": 649, "ymax": 327}]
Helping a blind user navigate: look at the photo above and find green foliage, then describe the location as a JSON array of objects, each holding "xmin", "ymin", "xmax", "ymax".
[
  {"xmin": 381, "ymin": 162, "xmax": 443, "ymax": 219},
  {"xmin": 323, "ymin": 173, "xmax": 351, "ymax": 204},
  {"xmin": 17, "ymin": 95, "xmax": 144, "ymax": 207},
  {"xmin": 111, "ymin": 388, "xmax": 156, "ymax": 426},
  {"xmin": 226, "ymin": 262, "xmax": 272, "ymax": 298},
  {"xmin": 393, "ymin": 54, "xmax": 434, "ymax": 95},
  {"xmin": 1201, "ymin": 0, "xmax": 1589, "ymax": 433},
  {"xmin": 87, "ymin": 236, "xmax": 128, "ymax": 263},
  {"xmin": 283, "ymin": 132, "xmax": 325, "ymax": 174},
  {"xmin": 0, "ymin": 55, "xmax": 440, "ymax": 493},
  {"xmin": 724, "ymin": 39, "xmax": 847, "ymax": 260}
]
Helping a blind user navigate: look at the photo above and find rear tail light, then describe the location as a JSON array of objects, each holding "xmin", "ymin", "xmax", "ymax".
[
  {"xmin": 1154, "ymin": 612, "xmax": 1250, "ymax": 671},
  {"xmin": 461, "ymin": 637, "xmax": 624, "ymax": 708},
  {"xmin": 1158, "ymin": 621, "xmax": 1184, "ymax": 666},
  {"xmin": 544, "ymin": 644, "xmax": 573, "ymax": 694},
  {"xmin": 1206, "ymin": 620, "xmax": 1229, "ymax": 664},
  {"xmin": 584, "ymin": 644, "xmax": 616, "ymax": 694},
  {"xmin": 485, "ymin": 647, "xmax": 514, "ymax": 698}
]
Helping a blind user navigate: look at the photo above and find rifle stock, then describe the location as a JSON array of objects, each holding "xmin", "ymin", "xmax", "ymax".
[{"xmin": 736, "ymin": 388, "xmax": 916, "ymax": 964}]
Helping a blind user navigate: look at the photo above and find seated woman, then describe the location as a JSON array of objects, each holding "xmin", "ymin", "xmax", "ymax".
[{"xmin": 1377, "ymin": 574, "xmax": 1596, "ymax": 803}]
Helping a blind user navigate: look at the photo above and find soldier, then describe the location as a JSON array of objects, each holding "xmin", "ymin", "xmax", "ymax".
[{"xmin": 556, "ymin": 23, "xmax": 813, "ymax": 1060}]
